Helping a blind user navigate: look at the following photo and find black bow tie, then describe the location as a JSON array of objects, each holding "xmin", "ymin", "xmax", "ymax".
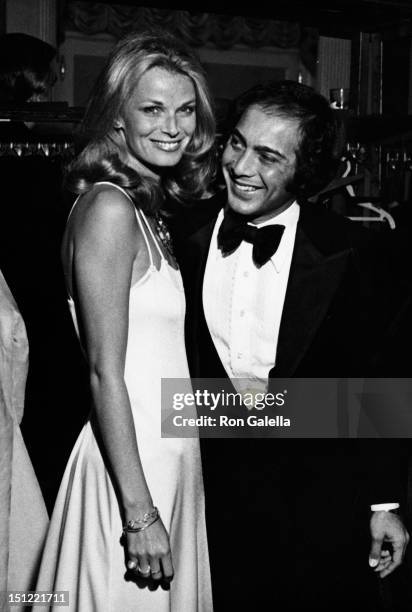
[{"xmin": 217, "ymin": 209, "xmax": 285, "ymax": 267}]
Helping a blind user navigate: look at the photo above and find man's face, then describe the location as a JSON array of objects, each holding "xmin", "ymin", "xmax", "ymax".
[{"xmin": 222, "ymin": 105, "xmax": 301, "ymax": 222}]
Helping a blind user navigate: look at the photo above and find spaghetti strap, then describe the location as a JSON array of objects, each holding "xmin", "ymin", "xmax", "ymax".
[
  {"xmin": 94, "ymin": 181, "xmax": 134, "ymax": 202},
  {"xmin": 134, "ymin": 208, "xmax": 155, "ymax": 268},
  {"xmin": 138, "ymin": 209, "xmax": 164, "ymax": 260},
  {"xmin": 66, "ymin": 195, "xmax": 80, "ymax": 223},
  {"xmin": 66, "ymin": 181, "xmax": 134, "ymax": 222}
]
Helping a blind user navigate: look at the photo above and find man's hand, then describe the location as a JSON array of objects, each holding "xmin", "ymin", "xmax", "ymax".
[{"xmin": 369, "ymin": 511, "xmax": 409, "ymax": 578}]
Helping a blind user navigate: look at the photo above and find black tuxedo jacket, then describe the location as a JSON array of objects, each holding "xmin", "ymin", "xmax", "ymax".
[{"xmin": 172, "ymin": 193, "xmax": 408, "ymax": 506}]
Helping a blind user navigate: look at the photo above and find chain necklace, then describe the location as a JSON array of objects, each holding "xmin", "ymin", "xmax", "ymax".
[{"xmin": 154, "ymin": 212, "xmax": 176, "ymax": 262}]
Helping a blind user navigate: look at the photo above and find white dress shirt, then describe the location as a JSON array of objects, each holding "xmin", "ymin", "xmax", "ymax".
[{"xmin": 203, "ymin": 201, "xmax": 300, "ymax": 391}]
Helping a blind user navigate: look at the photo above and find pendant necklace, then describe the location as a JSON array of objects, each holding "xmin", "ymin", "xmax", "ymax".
[{"xmin": 154, "ymin": 212, "xmax": 176, "ymax": 263}]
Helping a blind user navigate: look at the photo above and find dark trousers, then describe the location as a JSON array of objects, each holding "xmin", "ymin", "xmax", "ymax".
[{"xmin": 201, "ymin": 439, "xmax": 410, "ymax": 611}]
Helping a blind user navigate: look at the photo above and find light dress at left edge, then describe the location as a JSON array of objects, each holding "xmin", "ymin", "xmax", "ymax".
[{"xmin": 35, "ymin": 182, "xmax": 213, "ymax": 611}]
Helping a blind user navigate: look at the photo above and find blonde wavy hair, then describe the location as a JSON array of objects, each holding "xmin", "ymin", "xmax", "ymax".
[{"xmin": 66, "ymin": 28, "xmax": 216, "ymax": 212}]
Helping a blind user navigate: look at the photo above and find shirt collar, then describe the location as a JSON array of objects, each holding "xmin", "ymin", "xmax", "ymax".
[{"xmin": 214, "ymin": 201, "xmax": 300, "ymax": 272}]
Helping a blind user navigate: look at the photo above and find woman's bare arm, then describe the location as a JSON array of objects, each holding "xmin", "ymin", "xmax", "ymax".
[{"xmin": 69, "ymin": 187, "xmax": 173, "ymax": 579}]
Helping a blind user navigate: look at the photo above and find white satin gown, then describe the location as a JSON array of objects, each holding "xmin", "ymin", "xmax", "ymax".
[{"xmin": 35, "ymin": 183, "xmax": 213, "ymax": 611}]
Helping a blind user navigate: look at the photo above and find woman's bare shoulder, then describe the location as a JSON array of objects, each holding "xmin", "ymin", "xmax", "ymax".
[
  {"xmin": 78, "ymin": 183, "xmax": 135, "ymax": 219},
  {"xmin": 70, "ymin": 183, "xmax": 138, "ymax": 240}
]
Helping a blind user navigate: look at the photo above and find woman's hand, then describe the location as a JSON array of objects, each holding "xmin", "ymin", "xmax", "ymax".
[{"xmin": 125, "ymin": 518, "xmax": 174, "ymax": 582}]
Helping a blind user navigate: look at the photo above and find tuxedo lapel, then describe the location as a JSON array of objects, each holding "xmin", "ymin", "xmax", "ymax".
[
  {"xmin": 179, "ymin": 192, "xmax": 225, "ymax": 298},
  {"xmin": 187, "ymin": 218, "xmax": 216, "ymax": 305},
  {"xmin": 195, "ymin": 221, "xmax": 215, "ymax": 267},
  {"xmin": 183, "ymin": 216, "xmax": 223, "ymax": 378},
  {"xmin": 272, "ymin": 205, "xmax": 351, "ymax": 377}
]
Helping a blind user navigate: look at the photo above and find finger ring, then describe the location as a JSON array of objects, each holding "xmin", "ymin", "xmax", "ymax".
[
  {"xmin": 138, "ymin": 566, "xmax": 151, "ymax": 575},
  {"xmin": 151, "ymin": 568, "xmax": 162, "ymax": 575}
]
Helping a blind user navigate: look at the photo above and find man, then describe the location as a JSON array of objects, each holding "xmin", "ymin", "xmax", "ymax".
[{"xmin": 175, "ymin": 81, "xmax": 410, "ymax": 611}]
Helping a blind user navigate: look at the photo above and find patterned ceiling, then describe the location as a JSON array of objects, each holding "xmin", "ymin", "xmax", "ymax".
[{"xmin": 77, "ymin": 0, "xmax": 412, "ymax": 32}]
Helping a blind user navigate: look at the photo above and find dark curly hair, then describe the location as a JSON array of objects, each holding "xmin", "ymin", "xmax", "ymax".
[{"xmin": 225, "ymin": 80, "xmax": 339, "ymax": 199}]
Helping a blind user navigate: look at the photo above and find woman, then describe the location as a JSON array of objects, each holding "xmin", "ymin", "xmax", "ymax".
[{"xmin": 36, "ymin": 30, "xmax": 216, "ymax": 611}]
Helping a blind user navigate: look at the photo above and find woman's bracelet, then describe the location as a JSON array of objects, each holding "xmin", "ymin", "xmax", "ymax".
[
  {"xmin": 123, "ymin": 507, "xmax": 160, "ymax": 533},
  {"xmin": 124, "ymin": 514, "xmax": 160, "ymax": 534}
]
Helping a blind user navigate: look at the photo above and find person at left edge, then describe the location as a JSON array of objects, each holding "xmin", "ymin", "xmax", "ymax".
[
  {"xmin": 0, "ymin": 269, "xmax": 49, "ymax": 612},
  {"xmin": 35, "ymin": 29, "xmax": 216, "ymax": 611}
]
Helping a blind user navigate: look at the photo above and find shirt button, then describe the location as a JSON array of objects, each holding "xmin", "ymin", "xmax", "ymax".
[
  {"xmin": 237, "ymin": 352, "xmax": 243, "ymax": 359},
  {"xmin": 243, "ymin": 271, "xmax": 249, "ymax": 278},
  {"xmin": 240, "ymin": 310, "xmax": 245, "ymax": 317}
]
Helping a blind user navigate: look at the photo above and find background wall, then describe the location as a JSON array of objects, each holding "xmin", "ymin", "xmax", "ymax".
[
  {"xmin": 5, "ymin": 0, "xmax": 57, "ymax": 47},
  {"xmin": 64, "ymin": 33, "xmax": 302, "ymax": 108}
]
